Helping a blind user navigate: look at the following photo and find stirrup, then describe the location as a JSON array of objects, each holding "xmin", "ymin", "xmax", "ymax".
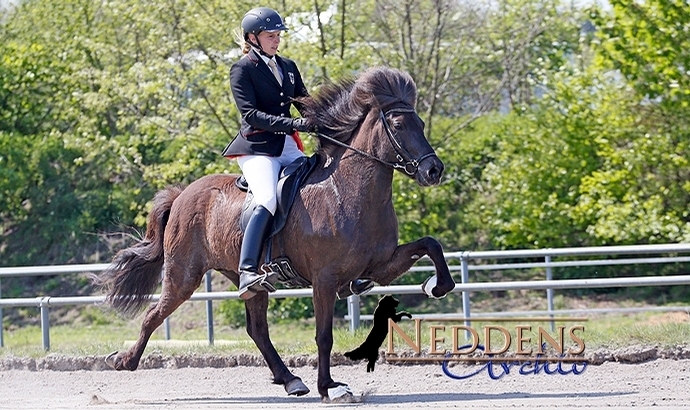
[
  {"xmin": 336, "ymin": 279, "xmax": 375, "ymax": 299},
  {"xmin": 239, "ymin": 271, "xmax": 277, "ymax": 300},
  {"xmin": 350, "ymin": 279, "xmax": 375, "ymax": 296}
]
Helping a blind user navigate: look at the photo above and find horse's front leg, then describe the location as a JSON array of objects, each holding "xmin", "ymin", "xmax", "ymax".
[
  {"xmin": 244, "ymin": 292, "xmax": 309, "ymax": 396},
  {"xmin": 373, "ymin": 236, "xmax": 455, "ymax": 298},
  {"xmin": 312, "ymin": 282, "xmax": 351, "ymax": 399}
]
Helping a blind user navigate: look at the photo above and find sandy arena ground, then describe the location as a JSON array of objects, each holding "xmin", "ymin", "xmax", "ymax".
[{"xmin": 1, "ymin": 358, "xmax": 689, "ymax": 409}]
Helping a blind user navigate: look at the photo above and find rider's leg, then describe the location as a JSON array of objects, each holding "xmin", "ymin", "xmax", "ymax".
[
  {"xmin": 278, "ymin": 134, "xmax": 306, "ymax": 166},
  {"xmin": 237, "ymin": 205, "xmax": 275, "ymax": 300},
  {"xmin": 237, "ymin": 155, "xmax": 281, "ymax": 300}
]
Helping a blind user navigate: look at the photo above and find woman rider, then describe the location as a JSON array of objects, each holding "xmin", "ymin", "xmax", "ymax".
[{"xmin": 223, "ymin": 7, "xmax": 372, "ymax": 300}]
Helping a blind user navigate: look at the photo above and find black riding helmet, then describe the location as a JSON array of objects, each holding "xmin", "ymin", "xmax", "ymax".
[{"xmin": 242, "ymin": 7, "xmax": 288, "ymax": 43}]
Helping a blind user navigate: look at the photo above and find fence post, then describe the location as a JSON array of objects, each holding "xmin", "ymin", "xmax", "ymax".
[
  {"xmin": 0, "ymin": 278, "xmax": 3, "ymax": 347},
  {"xmin": 160, "ymin": 269, "xmax": 171, "ymax": 340},
  {"xmin": 347, "ymin": 295, "xmax": 360, "ymax": 333},
  {"xmin": 40, "ymin": 297, "xmax": 50, "ymax": 351},
  {"xmin": 461, "ymin": 252, "xmax": 471, "ymax": 339},
  {"xmin": 205, "ymin": 271, "xmax": 214, "ymax": 346},
  {"xmin": 164, "ymin": 317, "xmax": 171, "ymax": 340},
  {"xmin": 545, "ymin": 255, "xmax": 555, "ymax": 332}
]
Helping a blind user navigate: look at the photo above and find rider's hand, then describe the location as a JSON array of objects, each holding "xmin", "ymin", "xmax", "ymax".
[{"xmin": 292, "ymin": 118, "xmax": 317, "ymax": 133}]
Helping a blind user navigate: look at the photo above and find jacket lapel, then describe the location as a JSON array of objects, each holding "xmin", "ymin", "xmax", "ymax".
[{"xmin": 250, "ymin": 50, "xmax": 283, "ymax": 89}]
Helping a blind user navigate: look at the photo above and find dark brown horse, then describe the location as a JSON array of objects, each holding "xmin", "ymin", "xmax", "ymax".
[{"xmin": 94, "ymin": 66, "xmax": 455, "ymax": 400}]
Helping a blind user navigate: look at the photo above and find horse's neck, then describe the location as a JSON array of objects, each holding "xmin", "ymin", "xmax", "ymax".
[{"xmin": 315, "ymin": 151, "xmax": 394, "ymax": 211}]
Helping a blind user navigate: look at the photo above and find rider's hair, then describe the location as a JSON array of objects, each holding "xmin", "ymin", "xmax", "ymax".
[{"xmin": 233, "ymin": 28, "xmax": 252, "ymax": 55}]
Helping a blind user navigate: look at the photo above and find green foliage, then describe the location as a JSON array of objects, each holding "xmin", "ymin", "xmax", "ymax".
[
  {"xmin": 389, "ymin": 0, "xmax": 586, "ymax": 252},
  {"xmin": 268, "ymin": 297, "xmax": 315, "ymax": 323},
  {"xmin": 0, "ymin": 0, "xmax": 243, "ymax": 264},
  {"xmin": 592, "ymin": 0, "xmax": 690, "ymax": 110},
  {"xmin": 577, "ymin": 0, "xmax": 690, "ymax": 244},
  {"xmin": 435, "ymin": 0, "xmax": 690, "ymax": 250},
  {"xmin": 217, "ymin": 297, "xmax": 315, "ymax": 327},
  {"xmin": 217, "ymin": 299, "xmax": 246, "ymax": 329}
]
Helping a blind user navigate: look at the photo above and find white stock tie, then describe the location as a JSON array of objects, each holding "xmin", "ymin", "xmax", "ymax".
[{"xmin": 268, "ymin": 59, "xmax": 282, "ymax": 86}]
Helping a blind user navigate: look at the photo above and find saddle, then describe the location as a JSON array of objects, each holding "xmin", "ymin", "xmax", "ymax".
[{"xmin": 235, "ymin": 155, "xmax": 317, "ymax": 288}]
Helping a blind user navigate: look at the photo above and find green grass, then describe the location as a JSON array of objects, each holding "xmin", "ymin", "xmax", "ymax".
[
  {"xmin": 2, "ymin": 310, "xmax": 688, "ymax": 359},
  {"xmin": 580, "ymin": 311, "xmax": 690, "ymax": 349},
  {"xmin": 0, "ymin": 313, "xmax": 361, "ymax": 358}
]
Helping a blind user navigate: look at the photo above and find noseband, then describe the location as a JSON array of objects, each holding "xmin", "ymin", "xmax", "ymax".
[{"xmin": 315, "ymin": 107, "xmax": 435, "ymax": 176}]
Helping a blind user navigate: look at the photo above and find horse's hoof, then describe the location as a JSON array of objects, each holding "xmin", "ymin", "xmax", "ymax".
[
  {"xmin": 422, "ymin": 276, "xmax": 443, "ymax": 299},
  {"xmin": 422, "ymin": 275, "xmax": 452, "ymax": 299},
  {"xmin": 324, "ymin": 385, "xmax": 355, "ymax": 403},
  {"xmin": 422, "ymin": 275, "xmax": 437, "ymax": 297},
  {"xmin": 432, "ymin": 286, "xmax": 449, "ymax": 299},
  {"xmin": 105, "ymin": 351, "xmax": 119, "ymax": 369},
  {"xmin": 285, "ymin": 378, "xmax": 310, "ymax": 396}
]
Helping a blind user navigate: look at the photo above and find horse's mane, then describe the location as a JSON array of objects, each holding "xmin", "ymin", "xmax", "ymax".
[{"xmin": 299, "ymin": 66, "xmax": 417, "ymax": 156}]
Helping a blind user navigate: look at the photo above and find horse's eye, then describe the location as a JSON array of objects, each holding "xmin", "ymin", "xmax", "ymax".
[{"xmin": 393, "ymin": 121, "xmax": 403, "ymax": 130}]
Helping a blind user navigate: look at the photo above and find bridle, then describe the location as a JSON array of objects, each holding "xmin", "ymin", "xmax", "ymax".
[{"xmin": 315, "ymin": 106, "xmax": 436, "ymax": 176}]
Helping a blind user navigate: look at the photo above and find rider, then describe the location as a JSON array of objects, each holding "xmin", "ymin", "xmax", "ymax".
[
  {"xmin": 222, "ymin": 6, "xmax": 312, "ymax": 300},
  {"xmin": 223, "ymin": 6, "xmax": 372, "ymax": 300}
]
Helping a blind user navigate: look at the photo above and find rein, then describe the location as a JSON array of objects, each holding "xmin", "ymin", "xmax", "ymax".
[{"xmin": 315, "ymin": 107, "xmax": 435, "ymax": 176}]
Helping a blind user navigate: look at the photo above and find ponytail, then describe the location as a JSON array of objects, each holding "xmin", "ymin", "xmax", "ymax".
[{"xmin": 233, "ymin": 27, "xmax": 251, "ymax": 55}]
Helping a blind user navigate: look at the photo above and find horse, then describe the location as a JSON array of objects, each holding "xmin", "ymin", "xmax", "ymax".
[{"xmin": 93, "ymin": 66, "xmax": 456, "ymax": 400}]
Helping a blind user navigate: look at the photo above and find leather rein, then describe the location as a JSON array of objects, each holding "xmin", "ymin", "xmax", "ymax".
[{"xmin": 315, "ymin": 107, "xmax": 436, "ymax": 176}]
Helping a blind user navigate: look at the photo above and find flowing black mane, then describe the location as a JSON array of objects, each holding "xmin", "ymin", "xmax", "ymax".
[{"xmin": 299, "ymin": 66, "xmax": 418, "ymax": 156}]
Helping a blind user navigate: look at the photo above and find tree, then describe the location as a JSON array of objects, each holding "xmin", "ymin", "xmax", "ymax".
[
  {"xmin": 464, "ymin": 0, "xmax": 690, "ymax": 249},
  {"xmin": 573, "ymin": 0, "xmax": 690, "ymax": 244},
  {"xmin": 0, "ymin": 0, "xmax": 245, "ymax": 264},
  {"xmin": 376, "ymin": 0, "xmax": 585, "ymax": 252}
]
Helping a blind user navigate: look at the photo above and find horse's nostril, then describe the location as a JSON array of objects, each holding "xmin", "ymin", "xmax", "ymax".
[{"xmin": 427, "ymin": 164, "xmax": 442, "ymax": 182}]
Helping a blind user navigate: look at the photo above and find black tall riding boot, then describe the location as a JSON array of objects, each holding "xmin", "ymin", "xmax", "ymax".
[{"xmin": 238, "ymin": 205, "xmax": 275, "ymax": 300}]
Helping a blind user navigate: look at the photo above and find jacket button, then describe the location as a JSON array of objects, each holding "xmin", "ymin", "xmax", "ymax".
[
  {"xmin": 280, "ymin": 113, "xmax": 285, "ymax": 117},
  {"xmin": 280, "ymin": 92, "xmax": 284, "ymax": 96},
  {"xmin": 280, "ymin": 102, "xmax": 285, "ymax": 106}
]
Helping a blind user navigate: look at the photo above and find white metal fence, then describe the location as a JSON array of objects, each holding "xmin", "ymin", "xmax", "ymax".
[{"xmin": 2, "ymin": 243, "xmax": 690, "ymax": 351}]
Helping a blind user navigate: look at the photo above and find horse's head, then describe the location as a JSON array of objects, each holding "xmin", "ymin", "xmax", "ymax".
[
  {"xmin": 355, "ymin": 67, "xmax": 444, "ymax": 186},
  {"xmin": 300, "ymin": 66, "xmax": 444, "ymax": 186},
  {"xmin": 375, "ymin": 104, "xmax": 444, "ymax": 186}
]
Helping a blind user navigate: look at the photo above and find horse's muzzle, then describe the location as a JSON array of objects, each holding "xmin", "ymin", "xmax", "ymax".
[{"xmin": 416, "ymin": 155, "xmax": 444, "ymax": 186}]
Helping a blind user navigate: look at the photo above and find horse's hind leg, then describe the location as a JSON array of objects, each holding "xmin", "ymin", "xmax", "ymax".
[
  {"xmin": 372, "ymin": 236, "xmax": 456, "ymax": 298},
  {"xmin": 244, "ymin": 293, "xmax": 310, "ymax": 396},
  {"xmin": 107, "ymin": 264, "xmax": 199, "ymax": 371}
]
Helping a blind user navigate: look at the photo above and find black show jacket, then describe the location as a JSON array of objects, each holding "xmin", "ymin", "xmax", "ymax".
[{"xmin": 222, "ymin": 49, "xmax": 309, "ymax": 157}]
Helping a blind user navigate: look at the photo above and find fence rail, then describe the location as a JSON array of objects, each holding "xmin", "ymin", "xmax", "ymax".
[{"xmin": 2, "ymin": 243, "xmax": 690, "ymax": 351}]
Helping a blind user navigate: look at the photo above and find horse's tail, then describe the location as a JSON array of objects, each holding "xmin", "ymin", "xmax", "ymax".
[{"xmin": 94, "ymin": 186, "xmax": 183, "ymax": 317}]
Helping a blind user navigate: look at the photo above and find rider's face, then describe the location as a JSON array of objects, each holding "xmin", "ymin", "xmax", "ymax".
[{"xmin": 252, "ymin": 31, "xmax": 281, "ymax": 56}]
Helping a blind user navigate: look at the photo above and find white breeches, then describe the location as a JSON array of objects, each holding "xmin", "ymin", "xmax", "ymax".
[{"xmin": 237, "ymin": 136, "xmax": 305, "ymax": 215}]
